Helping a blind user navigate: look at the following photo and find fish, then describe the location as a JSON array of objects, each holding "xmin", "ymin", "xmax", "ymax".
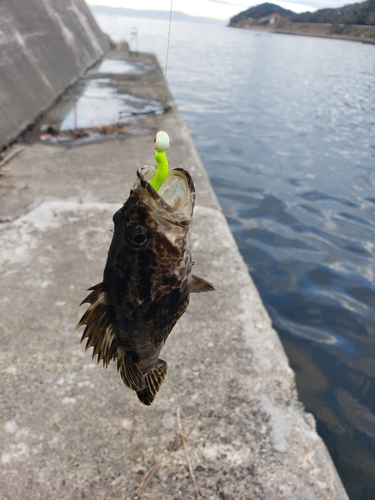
[{"xmin": 77, "ymin": 164, "xmax": 215, "ymax": 405}]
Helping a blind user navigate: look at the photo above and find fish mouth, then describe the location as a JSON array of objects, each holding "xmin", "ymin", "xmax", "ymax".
[{"xmin": 135, "ymin": 165, "xmax": 195, "ymax": 226}]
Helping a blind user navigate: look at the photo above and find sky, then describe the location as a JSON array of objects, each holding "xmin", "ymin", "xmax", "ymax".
[{"xmin": 86, "ymin": 0, "xmax": 353, "ymax": 20}]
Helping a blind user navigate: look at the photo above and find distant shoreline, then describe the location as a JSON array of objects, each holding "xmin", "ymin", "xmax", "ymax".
[
  {"xmin": 229, "ymin": 22, "xmax": 375, "ymax": 45},
  {"xmin": 90, "ymin": 5, "xmax": 224, "ymax": 25}
]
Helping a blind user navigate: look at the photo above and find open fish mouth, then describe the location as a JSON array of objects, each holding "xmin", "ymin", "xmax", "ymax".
[{"xmin": 135, "ymin": 165, "xmax": 196, "ymax": 225}]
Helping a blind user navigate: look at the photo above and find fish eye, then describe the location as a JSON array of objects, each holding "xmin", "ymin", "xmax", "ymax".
[{"xmin": 129, "ymin": 225, "xmax": 151, "ymax": 248}]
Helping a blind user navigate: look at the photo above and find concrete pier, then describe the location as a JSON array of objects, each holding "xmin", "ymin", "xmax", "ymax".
[{"xmin": 0, "ymin": 44, "xmax": 348, "ymax": 499}]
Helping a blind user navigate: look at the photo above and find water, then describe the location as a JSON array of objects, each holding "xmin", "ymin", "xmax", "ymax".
[{"xmin": 95, "ymin": 14, "xmax": 375, "ymax": 499}]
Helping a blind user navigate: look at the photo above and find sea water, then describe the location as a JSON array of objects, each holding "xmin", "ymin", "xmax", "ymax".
[{"xmin": 94, "ymin": 14, "xmax": 375, "ymax": 499}]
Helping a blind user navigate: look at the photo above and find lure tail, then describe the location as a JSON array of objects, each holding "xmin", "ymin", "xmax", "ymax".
[{"xmin": 151, "ymin": 150, "xmax": 169, "ymax": 191}]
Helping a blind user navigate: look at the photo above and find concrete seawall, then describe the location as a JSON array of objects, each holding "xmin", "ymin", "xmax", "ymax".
[
  {"xmin": 0, "ymin": 41, "xmax": 349, "ymax": 498},
  {"xmin": 0, "ymin": 0, "xmax": 110, "ymax": 149}
]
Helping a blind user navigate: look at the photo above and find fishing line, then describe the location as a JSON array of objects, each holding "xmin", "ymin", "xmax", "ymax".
[
  {"xmin": 160, "ymin": 0, "xmax": 174, "ymax": 128},
  {"xmin": 151, "ymin": 0, "xmax": 174, "ymax": 192}
]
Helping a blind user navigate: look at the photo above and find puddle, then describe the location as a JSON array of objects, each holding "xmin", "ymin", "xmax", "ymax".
[
  {"xmin": 88, "ymin": 59, "xmax": 156, "ymax": 75},
  {"xmin": 25, "ymin": 75, "xmax": 163, "ymax": 145},
  {"xmin": 58, "ymin": 79, "xmax": 161, "ymax": 129}
]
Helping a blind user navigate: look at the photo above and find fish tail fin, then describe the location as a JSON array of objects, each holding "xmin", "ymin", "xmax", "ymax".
[{"xmin": 136, "ymin": 359, "xmax": 168, "ymax": 406}]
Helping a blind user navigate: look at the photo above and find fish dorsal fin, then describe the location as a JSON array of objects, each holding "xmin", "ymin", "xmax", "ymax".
[
  {"xmin": 190, "ymin": 274, "xmax": 216, "ymax": 293},
  {"xmin": 76, "ymin": 283, "xmax": 117, "ymax": 368},
  {"xmin": 136, "ymin": 359, "xmax": 168, "ymax": 406}
]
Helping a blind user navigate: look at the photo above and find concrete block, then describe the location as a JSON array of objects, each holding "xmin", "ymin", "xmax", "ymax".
[{"xmin": 0, "ymin": 0, "xmax": 110, "ymax": 148}]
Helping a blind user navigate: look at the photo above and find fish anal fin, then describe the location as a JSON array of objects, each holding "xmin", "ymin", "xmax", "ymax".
[
  {"xmin": 117, "ymin": 348, "xmax": 145, "ymax": 392},
  {"xmin": 136, "ymin": 359, "xmax": 168, "ymax": 406},
  {"xmin": 190, "ymin": 274, "xmax": 216, "ymax": 293}
]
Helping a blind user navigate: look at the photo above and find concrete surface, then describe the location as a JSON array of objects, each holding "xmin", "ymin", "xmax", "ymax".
[
  {"xmin": 0, "ymin": 0, "xmax": 110, "ymax": 149},
  {"xmin": 0, "ymin": 49, "xmax": 348, "ymax": 499}
]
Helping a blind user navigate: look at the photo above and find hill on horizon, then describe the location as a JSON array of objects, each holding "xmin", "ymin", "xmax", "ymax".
[
  {"xmin": 229, "ymin": 0, "xmax": 375, "ymax": 26},
  {"xmin": 89, "ymin": 5, "xmax": 224, "ymax": 25},
  {"xmin": 290, "ymin": 0, "xmax": 375, "ymax": 25},
  {"xmin": 229, "ymin": 3, "xmax": 296, "ymax": 25}
]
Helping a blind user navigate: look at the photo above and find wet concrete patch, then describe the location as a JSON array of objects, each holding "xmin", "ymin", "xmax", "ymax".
[{"xmin": 23, "ymin": 57, "xmax": 163, "ymax": 145}]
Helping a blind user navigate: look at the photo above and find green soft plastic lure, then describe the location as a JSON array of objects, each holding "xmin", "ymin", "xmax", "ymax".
[{"xmin": 151, "ymin": 131, "xmax": 170, "ymax": 192}]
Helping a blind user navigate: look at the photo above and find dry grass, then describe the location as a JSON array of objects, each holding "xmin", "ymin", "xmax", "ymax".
[
  {"xmin": 134, "ymin": 407, "xmax": 199, "ymax": 499},
  {"xmin": 61, "ymin": 123, "xmax": 129, "ymax": 138}
]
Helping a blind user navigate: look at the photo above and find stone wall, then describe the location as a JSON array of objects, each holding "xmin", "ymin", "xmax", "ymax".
[{"xmin": 0, "ymin": 0, "xmax": 110, "ymax": 148}]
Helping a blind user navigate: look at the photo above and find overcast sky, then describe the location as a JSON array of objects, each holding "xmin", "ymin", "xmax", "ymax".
[{"xmin": 86, "ymin": 0, "xmax": 352, "ymax": 19}]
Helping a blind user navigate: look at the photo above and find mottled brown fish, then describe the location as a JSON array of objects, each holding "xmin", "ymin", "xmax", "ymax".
[{"xmin": 77, "ymin": 165, "xmax": 215, "ymax": 405}]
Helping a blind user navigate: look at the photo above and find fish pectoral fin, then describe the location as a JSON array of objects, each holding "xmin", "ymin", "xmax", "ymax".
[
  {"xmin": 190, "ymin": 274, "xmax": 216, "ymax": 293},
  {"xmin": 117, "ymin": 348, "xmax": 145, "ymax": 391},
  {"xmin": 77, "ymin": 283, "xmax": 117, "ymax": 368},
  {"xmin": 136, "ymin": 359, "xmax": 168, "ymax": 406}
]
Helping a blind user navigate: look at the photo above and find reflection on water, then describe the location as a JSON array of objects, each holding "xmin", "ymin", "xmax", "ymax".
[
  {"xmin": 95, "ymin": 15, "xmax": 375, "ymax": 499},
  {"xmin": 59, "ymin": 79, "xmax": 160, "ymax": 130},
  {"xmin": 26, "ymin": 75, "xmax": 161, "ymax": 143}
]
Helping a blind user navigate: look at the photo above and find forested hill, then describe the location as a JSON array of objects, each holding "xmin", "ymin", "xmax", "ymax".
[
  {"xmin": 290, "ymin": 0, "xmax": 375, "ymax": 24},
  {"xmin": 229, "ymin": 3, "xmax": 295, "ymax": 24},
  {"xmin": 229, "ymin": 0, "xmax": 375, "ymax": 26}
]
